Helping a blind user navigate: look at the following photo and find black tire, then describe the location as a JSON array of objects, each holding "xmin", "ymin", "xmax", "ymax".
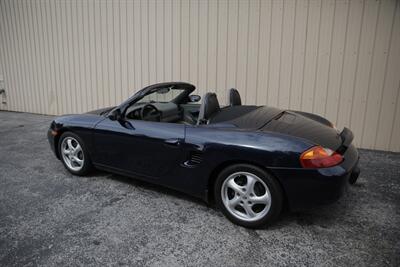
[
  {"xmin": 214, "ymin": 164, "xmax": 283, "ymax": 228},
  {"xmin": 58, "ymin": 131, "xmax": 93, "ymax": 176}
]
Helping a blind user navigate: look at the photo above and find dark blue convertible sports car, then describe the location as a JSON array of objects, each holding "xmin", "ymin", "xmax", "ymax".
[{"xmin": 48, "ymin": 82, "xmax": 360, "ymax": 228}]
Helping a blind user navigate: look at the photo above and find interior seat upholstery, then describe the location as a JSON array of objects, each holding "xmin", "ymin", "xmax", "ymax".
[
  {"xmin": 197, "ymin": 93, "xmax": 221, "ymax": 124},
  {"xmin": 182, "ymin": 111, "xmax": 197, "ymax": 125},
  {"xmin": 229, "ymin": 88, "xmax": 242, "ymax": 106}
]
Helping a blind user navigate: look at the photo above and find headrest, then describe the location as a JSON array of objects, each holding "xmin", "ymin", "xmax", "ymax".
[
  {"xmin": 198, "ymin": 93, "xmax": 220, "ymax": 124},
  {"xmin": 229, "ymin": 88, "xmax": 242, "ymax": 106}
]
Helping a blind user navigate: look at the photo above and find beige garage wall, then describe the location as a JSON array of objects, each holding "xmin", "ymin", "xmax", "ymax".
[{"xmin": 0, "ymin": 0, "xmax": 399, "ymax": 152}]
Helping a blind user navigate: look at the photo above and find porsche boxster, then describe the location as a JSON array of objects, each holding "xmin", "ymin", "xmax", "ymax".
[{"xmin": 48, "ymin": 82, "xmax": 360, "ymax": 228}]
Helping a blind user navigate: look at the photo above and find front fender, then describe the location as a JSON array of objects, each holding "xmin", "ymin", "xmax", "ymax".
[{"xmin": 48, "ymin": 114, "xmax": 105, "ymax": 159}]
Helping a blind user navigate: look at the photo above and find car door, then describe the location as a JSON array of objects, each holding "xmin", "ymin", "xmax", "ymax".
[{"xmin": 92, "ymin": 117, "xmax": 185, "ymax": 179}]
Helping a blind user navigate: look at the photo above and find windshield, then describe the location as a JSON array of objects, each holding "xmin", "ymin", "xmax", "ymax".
[{"xmin": 138, "ymin": 88, "xmax": 185, "ymax": 104}]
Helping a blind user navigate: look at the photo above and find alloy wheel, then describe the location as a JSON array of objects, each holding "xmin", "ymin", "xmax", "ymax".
[
  {"xmin": 61, "ymin": 136, "xmax": 84, "ymax": 172},
  {"xmin": 221, "ymin": 171, "xmax": 271, "ymax": 222}
]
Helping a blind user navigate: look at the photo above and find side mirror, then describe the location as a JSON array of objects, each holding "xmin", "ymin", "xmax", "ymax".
[
  {"xmin": 189, "ymin": 94, "xmax": 201, "ymax": 103},
  {"xmin": 108, "ymin": 109, "xmax": 122, "ymax": 121}
]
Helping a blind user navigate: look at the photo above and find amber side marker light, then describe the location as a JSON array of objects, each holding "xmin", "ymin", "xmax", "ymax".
[
  {"xmin": 50, "ymin": 130, "xmax": 59, "ymax": 136},
  {"xmin": 300, "ymin": 146, "xmax": 343, "ymax": 168}
]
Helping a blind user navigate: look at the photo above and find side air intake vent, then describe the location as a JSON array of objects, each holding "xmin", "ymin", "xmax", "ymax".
[
  {"xmin": 190, "ymin": 152, "xmax": 203, "ymax": 164},
  {"xmin": 184, "ymin": 152, "xmax": 203, "ymax": 167}
]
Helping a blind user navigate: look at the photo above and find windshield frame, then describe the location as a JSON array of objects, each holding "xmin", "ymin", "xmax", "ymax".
[
  {"xmin": 136, "ymin": 87, "xmax": 187, "ymax": 104},
  {"xmin": 108, "ymin": 82, "xmax": 196, "ymax": 117}
]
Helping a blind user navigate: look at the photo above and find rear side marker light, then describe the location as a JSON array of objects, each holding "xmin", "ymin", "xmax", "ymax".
[{"xmin": 300, "ymin": 146, "xmax": 343, "ymax": 168}]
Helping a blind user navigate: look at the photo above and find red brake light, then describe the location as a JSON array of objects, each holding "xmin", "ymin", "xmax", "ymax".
[{"xmin": 300, "ymin": 146, "xmax": 343, "ymax": 168}]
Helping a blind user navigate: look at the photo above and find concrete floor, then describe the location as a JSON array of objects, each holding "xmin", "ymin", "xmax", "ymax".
[{"xmin": 0, "ymin": 111, "xmax": 399, "ymax": 266}]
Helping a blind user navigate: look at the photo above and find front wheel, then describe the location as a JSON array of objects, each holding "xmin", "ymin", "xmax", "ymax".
[
  {"xmin": 214, "ymin": 164, "xmax": 283, "ymax": 228},
  {"xmin": 58, "ymin": 132, "xmax": 93, "ymax": 176}
]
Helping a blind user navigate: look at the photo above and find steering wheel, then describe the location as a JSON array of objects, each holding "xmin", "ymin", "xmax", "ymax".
[{"xmin": 140, "ymin": 104, "xmax": 161, "ymax": 121}]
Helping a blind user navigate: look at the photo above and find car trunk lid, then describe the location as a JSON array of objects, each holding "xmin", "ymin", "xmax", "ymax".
[{"xmin": 259, "ymin": 111, "xmax": 343, "ymax": 150}]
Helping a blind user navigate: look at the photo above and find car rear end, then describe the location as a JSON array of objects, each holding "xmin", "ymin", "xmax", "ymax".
[{"xmin": 259, "ymin": 111, "xmax": 360, "ymax": 210}]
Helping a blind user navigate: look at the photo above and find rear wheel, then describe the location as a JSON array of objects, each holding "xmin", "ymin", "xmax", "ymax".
[
  {"xmin": 59, "ymin": 132, "xmax": 93, "ymax": 176},
  {"xmin": 214, "ymin": 164, "xmax": 283, "ymax": 228}
]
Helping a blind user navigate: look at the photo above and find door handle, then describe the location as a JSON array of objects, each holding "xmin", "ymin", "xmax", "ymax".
[
  {"xmin": 120, "ymin": 120, "xmax": 135, "ymax": 130},
  {"xmin": 164, "ymin": 138, "xmax": 181, "ymax": 147}
]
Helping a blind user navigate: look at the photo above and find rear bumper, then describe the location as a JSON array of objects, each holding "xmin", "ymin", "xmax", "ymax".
[{"xmin": 270, "ymin": 144, "xmax": 359, "ymax": 211}]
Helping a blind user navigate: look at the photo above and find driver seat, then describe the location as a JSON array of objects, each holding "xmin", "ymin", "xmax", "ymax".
[{"xmin": 197, "ymin": 93, "xmax": 221, "ymax": 125}]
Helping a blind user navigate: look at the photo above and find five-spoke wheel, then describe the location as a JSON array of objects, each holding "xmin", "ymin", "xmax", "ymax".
[
  {"xmin": 58, "ymin": 132, "xmax": 92, "ymax": 175},
  {"xmin": 215, "ymin": 164, "xmax": 283, "ymax": 228},
  {"xmin": 61, "ymin": 136, "xmax": 84, "ymax": 171},
  {"xmin": 221, "ymin": 172, "xmax": 271, "ymax": 222}
]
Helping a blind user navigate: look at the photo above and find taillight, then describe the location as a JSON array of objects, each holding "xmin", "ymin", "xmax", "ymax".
[{"xmin": 300, "ymin": 146, "xmax": 343, "ymax": 168}]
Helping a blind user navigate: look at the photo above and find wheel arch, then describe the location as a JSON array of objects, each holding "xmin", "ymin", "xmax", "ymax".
[
  {"xmin": 54, "ymin": 128, "xmax": 74, "ymax": 159},
  {"xmin": 206, "ymin": 160, "xmax": 289, "ymax": 209}
]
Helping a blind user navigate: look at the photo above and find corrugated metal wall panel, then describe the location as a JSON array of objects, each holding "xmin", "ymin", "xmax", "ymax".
[{"xmin": 0, "ymin": 0, "xmax": 399, "ymax": 152}]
